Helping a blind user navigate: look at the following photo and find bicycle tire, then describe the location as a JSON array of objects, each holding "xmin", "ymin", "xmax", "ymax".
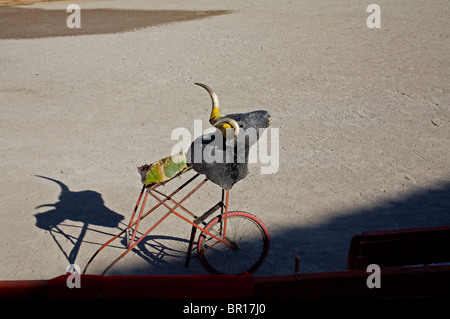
[{"xmin": 197, "ymin": 211, "xmax": 270, "ymax": 275}]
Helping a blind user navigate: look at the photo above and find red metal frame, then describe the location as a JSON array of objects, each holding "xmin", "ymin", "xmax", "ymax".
[{"xmin": 83, "ymin": 169, "xmax": 233, "ymax": 275}]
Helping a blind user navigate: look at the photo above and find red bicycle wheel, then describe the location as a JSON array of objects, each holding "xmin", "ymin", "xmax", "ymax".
[{"xmin": 197, "ymin": 211, "xmax": 270, "ymax": 275}]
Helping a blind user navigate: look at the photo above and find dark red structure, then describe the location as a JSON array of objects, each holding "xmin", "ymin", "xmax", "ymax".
[{"xmin": 348, "ymin": 226, "xmax": 450, "ymax": 270}]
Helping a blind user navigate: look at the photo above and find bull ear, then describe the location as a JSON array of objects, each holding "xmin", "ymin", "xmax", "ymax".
[{"xmin": 214, "ymin": 117, "xmax": 239, "ymax": 138}]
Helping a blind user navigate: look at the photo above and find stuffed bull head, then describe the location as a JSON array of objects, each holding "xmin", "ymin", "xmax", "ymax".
[{"xmin": 187, "ymin": 83, "xmax": 272, "ymax": 190}]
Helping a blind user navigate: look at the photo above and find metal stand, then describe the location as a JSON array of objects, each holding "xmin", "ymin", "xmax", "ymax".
[{"xmin": 83, "ymin": 170, "xmax": 231, "ymax": 275}]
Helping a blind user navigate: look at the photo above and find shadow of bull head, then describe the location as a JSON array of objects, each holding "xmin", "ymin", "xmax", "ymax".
[
  {"xmin": 34, "ymin": 176, "xmax": 124, "ymax": 263},
  {"xmin": 34, "ymin": 176, "xmax": 123, "ymax": 230},
  {"xmin": 187, "ymin": 83, "xmax": 272, "ymax": 190}
]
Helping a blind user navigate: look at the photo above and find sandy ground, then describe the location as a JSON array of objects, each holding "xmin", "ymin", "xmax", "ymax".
[{"xmin": 0, "ymin": 0, "xmax": 449, "ymax": 280}]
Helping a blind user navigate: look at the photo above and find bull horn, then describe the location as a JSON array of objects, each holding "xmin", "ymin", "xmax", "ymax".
[
  {"xmin": 195, "ymin": 82, "xmax": 220, "ymax": 125},
  {"xmin": 195, "ymin": 82, "xmax": 239, "ymax": 138},
  {"xmin": 214, "ymin": 117, "xmax": 240, "ymax": 138}
]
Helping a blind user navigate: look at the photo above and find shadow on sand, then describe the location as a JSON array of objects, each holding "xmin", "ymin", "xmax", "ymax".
[
  {"xmin": 107, "ymin": 182, "xmax": 450, "ymax": 276},
  {"xmin": 34, "ymin": 175, "xmax": 124, "ymax": 265},
  {"xmin": 34, "ymin": 175, "xmax": 450, "ymax": 276},
  {"xmin": 261, "ymin": 181, "xmax": 450, "ymax": 276}
]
